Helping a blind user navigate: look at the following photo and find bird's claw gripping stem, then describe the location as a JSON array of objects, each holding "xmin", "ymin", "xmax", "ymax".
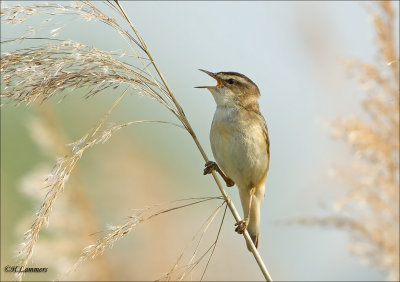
[
  {"xmin": 203, "ymin": 161, "xmax": 235, "ymax": 187},
  {"xmin": 235, "ymin": 218, "xmax": 249, "ymax": 234}
]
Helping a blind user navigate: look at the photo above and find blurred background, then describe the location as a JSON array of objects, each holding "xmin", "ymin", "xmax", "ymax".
[{"xmin": 1, "ymin": 1, "xmax": 399, "ymax": 281}]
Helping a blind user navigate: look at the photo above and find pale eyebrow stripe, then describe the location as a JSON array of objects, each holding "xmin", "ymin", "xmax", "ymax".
[
  {"xmin": 236, "ymin": 77, "xmax": 247, "ymax": 84},
  {"xmin": 220, "ymin": 75, "xmax": 246, "ymax": 84}
]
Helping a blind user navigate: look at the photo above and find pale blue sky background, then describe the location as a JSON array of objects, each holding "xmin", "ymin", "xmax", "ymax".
[{"xmin": 1, "ymin": 1, "xmax": 399, "ymax": 281}]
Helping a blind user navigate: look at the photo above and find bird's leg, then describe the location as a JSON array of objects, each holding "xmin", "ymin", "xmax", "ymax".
[
  {"xmin": 235, "ymin": 187, "xmax": 255, "ymax": 234},
  {"xmin": 203, "ymin": 161, "xmax": 235, "ymax": 187}
]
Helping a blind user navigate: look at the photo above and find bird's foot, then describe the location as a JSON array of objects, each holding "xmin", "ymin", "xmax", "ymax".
[
  {"xmin": 203, "ymin": 161, "xmax": 217, "ymax": 175},
  {"xmin": 203, "ymin": 161, "xmax": 235, "ymax": 187},
  {"xmin": 225, "ymin": 178, "xmax": 235, "ymax": 187},
  {"xmin": 235, "ymin": 218, "xmax": 249, "ymax": 234}
]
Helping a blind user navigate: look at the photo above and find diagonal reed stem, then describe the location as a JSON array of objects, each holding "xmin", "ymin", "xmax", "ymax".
[{"xmin": 114, "ymin": 1, "xmax": 272, "ymax": 280}]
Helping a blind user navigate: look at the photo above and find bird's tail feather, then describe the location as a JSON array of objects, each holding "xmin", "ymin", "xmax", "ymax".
[
  {"xmin": 246, "ymin": 231, "xmax": 259, "ymax": 251},
  {"xmin": 238, "ymin": 186, "xmax": 262, "ymax": 251},
  {"xmin": 246, "ymin": 206, "xmax": 260, "ymax": 251}
]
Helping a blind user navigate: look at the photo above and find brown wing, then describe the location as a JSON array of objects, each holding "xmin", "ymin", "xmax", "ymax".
[
  {"xmin": 259, "ymin": 112, "xmax": 270, "ymax": 172},
  {"xmin": 241, "ymin": 103, "xmax": 270, "ymax": 172}
]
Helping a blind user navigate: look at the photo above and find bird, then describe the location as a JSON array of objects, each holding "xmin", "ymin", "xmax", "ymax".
[{"xmin": 196, "ymin": 69, "xmax": 270, "ymax": 251}]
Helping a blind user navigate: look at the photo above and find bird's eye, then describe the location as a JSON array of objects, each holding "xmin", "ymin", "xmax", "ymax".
[{"xmin": 227, "ymin": 78, "xmax": 235, "ymax": 84}]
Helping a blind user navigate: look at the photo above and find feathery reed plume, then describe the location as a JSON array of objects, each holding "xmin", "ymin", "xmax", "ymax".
[
  {"xmin": 13, "ymin": 87, "xmax": 128, "ymax": 281},
  {"xmin": 1, "ymin": 1, "xmax": 273, "ymax": 280},
  {"xmin": 292, "ymin": 2, "xmax": 399, "ymax": 280},
  {"xmin": 23, "ymin": 103, "xmax": 113, "ymax": 279},
  {"xmin": 68, "ymin": 197, "xmax": 224, "ymax": 279},
  {"xmin": 1, "ymin": 1, "xmax": 178, "ymax": 115},
  {"xmin": 1, "ymin": 40, "xmax": 160, "ymax": 105}
]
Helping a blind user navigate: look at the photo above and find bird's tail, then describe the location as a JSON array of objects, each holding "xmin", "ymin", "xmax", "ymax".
[
  {"xmin": 246, "ymin": 197, "xmax": 260, "ymax": 251},
  {"xmin": 238, "ymin": 185, "xmax": 264, "ymax": 251},
  {"xmin": 246, "ymin": 231, "xmax": 259, "ymax": 251}
]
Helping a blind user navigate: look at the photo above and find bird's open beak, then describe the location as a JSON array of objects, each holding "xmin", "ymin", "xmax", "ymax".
[{"xmin": 195, "ymin": 69, "xmax": 222, "ymax": 89}]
